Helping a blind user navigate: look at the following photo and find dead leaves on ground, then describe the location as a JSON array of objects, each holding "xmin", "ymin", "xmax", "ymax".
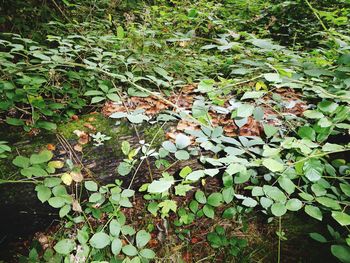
[{"xmin": 102, "ymin": 84, "xmax": 306, "ymax": 140}]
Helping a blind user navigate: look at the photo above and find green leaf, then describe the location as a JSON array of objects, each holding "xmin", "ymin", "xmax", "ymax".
[
  {"xmin": 207, "ymin": 193, "xmax": 223, "ymax": 207},
  {"xmin": 148, "ymin": 179, "xmax": 173, "ymax": 193},
  {"xmin": 175, "ymin": 134, "xmax": 191, "ymax": 149},
  {"xmin": 242, "ymin": 197, "xmax": 258, "ymax": 207},
  {"xmin": 278, "ymin": 176, "xmax": 295, "ymax": 195},
  {"xmin": 241, "ymin": 91, "xmax": 265, "ymax": 100},
  {"xmin": 121, "ymin": 141, "xmax": 130, "ymax": 155},
  {"xmin": 159, "ymin": 199, "xmax": 177, "ymax": 214},
  {"xmin": 340, "ymin": 183, "xmax": 350, "ymax": 197},
  {"xmin": 316, "ymin": 197, "xmax": 341, "ymax": 210},
  {"xmin": 264, "ymin": 73, "xmax": 282, "ymax": 83},
  {"xmin": 6, "ymin": 117, "xmax": 25, "ymax": 126},
  {"xmin": 195, "ymin": 190, "xmax": 206, "ymax": 204},
  {"xmin": 84, "ymin": 181, "xmax": 98, "ymax": 191},
  {"xmin": 303, "ymin": 159, "xmax": 324, "ymax": 182},
  {"xmin": 122, "ymin": 244, "xmax": 138, "ymax": 256},
  {"xmin": 309, "ymin": 233, "xmax": 327, "ymax": 243},
  {"xmin": 298, "ymin": 126, "xmax": 316, "ymax": 141},
  {"xmin": 187, "ymin": 170, "xmax": 205, "ymax": 181},
  {"xmin": 322, "ymin": 143, "xmax": 344, "ymax": 152},
  {"xmin": 136, "ymin": 230, "xmax": 151, "ymax": 248},
  {"xmin": 162, "ymin": 141, "xmax": 177, "ymax": 153},
  {"xmin": 89, "ymin": 232, "xmax": 110, "ymax": 249},
  {"xmin": 222, "ymin": 187, "xmax": 234, "ymax": 203},
  {"xmin": 84, "ymin": 90, "xmax": 104, "ymax": 96},
  {"xmin": 305, "ymin": 205, "xmax": 323, "ymax": 221},
  {"xmin": 175, "ymin": 150, "xmax": 190, "ymax": 160},
  {"xmin": 175, "ymin": 184, "xmax": 193, "ymax": 196},
  {"xmin": 286, "ymin": 199, "xmax": 302, "ymax": 211},
  {"xmin": 318, "ymin": 100, "xmax": 338, "ymax": 114},
  {"xmin": 89, "ymin": 192, "xmax": 102, "ymax": 203},
  {"xmin": 222, "ymin": 207, "xmax": 236, "ymax": 219},
  {"xmin": 116, "ymin": 26, "xmax": 125, "ymax": 38},
  {"xmin": 263, "ymin": 124, "xmax": 279, "ymax": 138},
  {"xmin": 179, "ymin": 166, "xmax": 192, "ymax": 178},
  {"xmin": 59, "ymin": 204, "xmax": 71, "ymax": 218},
  {"xmin": 36, "ymin": 121, "xmax": 57, "ymax": 131},
  {"xmin": 271, "ymin": 203, "xmax": 287, "ymax": 217},
  {"xmin": 331, "ymin": 211, "xmax": 350, "ymax": 226},
  {"xmin": 147, "ymin": 202, "xmax": 159, "ymax": 216},
  {"xmin": 35, "ymin": 185, "xmax": 51, "ymax": 203},
  {"xmin": 139, "ymin": 248, "xmax": 156, "ymax": 259},
  {"xmin": 198, "ymin": 79, "xmax": 215, "ymax": 93},
  {"xmin": 263, "ymin": 158, "xmax": 284, "ymax": 172},
  {"xmin": 30, "ymin": 150, "xmax": 53, "ymax": 164},
  {"xmin": 48, "ymin": 197, "xmax": 66, "ymax": 208},
  {"xmin": 111, "ymin": 238, "xmax": 122, "ymax": 255},
  {"xmin": 331, "ymin": 245, "xmax": 350, "ymax": 263},
  {"xmin": 106, "ymin": 93, "xmax": 120, "ymax": 102},
  {"xmin": 109, "ymin": 220, "xmax": 121, "ymax": 236},
  {"xmin": 203, "ymin": 204, "xmax": 215, "ymax": 219},
  {"xmin": 236, "ymin": 104, "xmax": 254, "ymax": 118},
  {"xmin": 12, "ymin": 156, "xmax": 30, "ymax": 168},
  {"xmin": 91, "ymin": 96, "xmax": 105, "ymax": 104},
  {"xmin": 303, "ymin": 110, "xmax": 324, "ymax": 119},
  {"xmin": 189, "ymin": 200, "xmax": 199, "ymax": 214},
  {"xmin": 264, "ymin": 186, "xmax": 287, "ymax": 202},
  {"xmin": 117, "ymin": 162, "xmax": 132, "ymax": 176},
  {"xmin": 54, "ymin": 239, "xmax": 75, "ymax": 255}
]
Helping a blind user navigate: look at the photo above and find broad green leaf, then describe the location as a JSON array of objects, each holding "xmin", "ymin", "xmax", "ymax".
[
  {"xmin": 179, "ymin": 166, "xmax": 192, "ymax": 178},
  {"xmin": 111, "ymin": 238, "xmax": 122, "ymax": 255},
  {"xmin": 139, "ymin": 248, "xmax": 156, "ymax": 259},
  {"xmin": 175, "ymin": 150, "xmax": 190, "ymax": 160},
  {"xmin": 236, "ymin": 104, "xmax": 254, "ymax": 118},
  {"xmin": 136, "ymin": 230, "xmax": 151, "ymax": 248},
  {"xmin": 278, "ymin": 176, "xmax": 295, "ymax": 195},
  {"xmin": 203, "ymin": 204, "xmax": 214, "ymax": 219},
  {"xmin": 303, "ymin": 159, "xmax": 324, "ymax": 182},
  {"xmin": 175, "ymin": 134, "xmax": 191, "ymax": 149},
  {"xmin": 109, "ymin": 220, "xmax": 121, "ymax": 236},
  {"xmin": 175, "ymin": 184, "xmax": 193, "ymax": 196},
  {"xmin": 263, "ymin": 158, "xmax": 284, "ymax": 172},
  {"xmin": 331, "ymin": 211, "xmax": 350, "ymax": 226},
  {"xmin": 187, "ymin": 170, "xmax": 205, "ymax": 181},
  {"xmin": 85, "ymin": 181, "xmax": 98, "ymax": 191},
  {"xmin": 207, "ymin": 192, "xmax": 223, "ymax": 207},
  {"xmin": 89, "ymin": 232, "xmax": 110, "ymax": 249},
  {"xmin": 122, "ymin": 244, "xmax": 138, "ymax": 256},
  {"xmin": 316, "ymin": 197, "xmax": 341, "ymax": 210},
  {"xmin": 12, "ymin": 156, "xmax": 30, "ymax": 168},
  {"xmin": 54, "ymin": 239, "xmax": 75, "ymax": 255},
  {"xmin": 303, "ymin": 110, "xmax": 324, "ymax": 119},
  {"xmin": 242, "ymin": 197, "xmax": 258, "ymax": 207},
  {"xmin": 148, "ymin": 179, "xmax": 173, "ymax": 193},
  {"xmin": 305, "ymin": 205, "xmax": 323, "ymax": 221},
  {"xmin": 35, "ymin": 185, "xmax": 51, "ymax": 203},
  {"xmin": 309, "ymin": 233, "xmax": 327, "ymax": 243},
  {"xmin": 30, "ymin": 150, "xmax": 53, "ymax": 164},
  {"xmin": 195, "ymin": 190, "xmax": 206, "ymax": 204},
  {"xmin": 331, "ymin": 245, "xmax": 350, "ymax": 263},
  {"xmin": 286, "ymin": 199, "xmax": 302, "ymax": 211},
  {"xmin": 48, "ymin": 197, "xmax": 66, "ymax": 208},
  {"xmin": 271, "ymin": 203, "xmax": 287, "ymax": 217},
  {"xmin": 263, "ymin": 124, "xmax": 278, "ymax": 138}
]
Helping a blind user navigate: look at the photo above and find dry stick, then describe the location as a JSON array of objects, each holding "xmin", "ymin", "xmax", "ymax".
[{"xmin": 111, "ymin": 82, "xmax": 154, "ymax": 181}]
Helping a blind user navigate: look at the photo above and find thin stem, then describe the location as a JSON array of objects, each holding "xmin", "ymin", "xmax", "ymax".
[{"xmin": 277, "ymin": 216, "xmax": 282, "ymax": 263}]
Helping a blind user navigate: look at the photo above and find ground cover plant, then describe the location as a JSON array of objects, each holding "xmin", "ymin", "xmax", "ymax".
[{"xmin": 0, "ymin": 0, "xmax": 349, "ymax": 262}]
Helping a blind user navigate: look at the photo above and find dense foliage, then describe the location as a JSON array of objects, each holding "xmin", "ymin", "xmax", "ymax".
[{"xmin": 0, "ymin": 0, "xmax": 349, "ymax": 262}]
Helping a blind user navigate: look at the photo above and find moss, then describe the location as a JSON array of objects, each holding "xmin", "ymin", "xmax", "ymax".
[{"xmin": 143, "ymin": 124, "xmax": 166, "ymax": 147}]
